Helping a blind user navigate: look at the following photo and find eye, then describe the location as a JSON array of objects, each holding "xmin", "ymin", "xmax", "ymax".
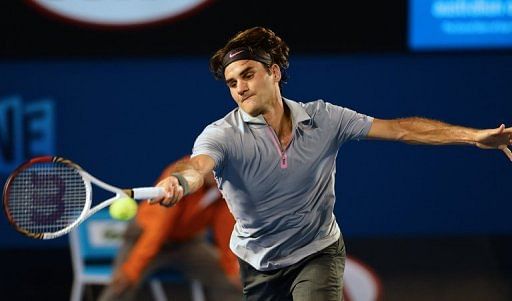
[
  {"xmin": 243, "ymin": 72, "xmax": 254, "ymax": 80},
  {"xmin": 227, "ymin": 81, "xmax": 236, "ymax": 88}
]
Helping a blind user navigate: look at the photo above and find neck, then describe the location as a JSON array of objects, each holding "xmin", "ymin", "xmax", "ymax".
[{"xmin": 263, "ymin": 97, "xmax": 292, "ymax": 140}]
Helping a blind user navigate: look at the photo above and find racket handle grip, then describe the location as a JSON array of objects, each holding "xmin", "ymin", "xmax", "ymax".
[{"xmin": 132, "ymin": 187, "xmax": 166, "ymax": 199}]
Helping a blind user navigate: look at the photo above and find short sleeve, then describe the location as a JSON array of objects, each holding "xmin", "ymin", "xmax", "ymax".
[
  {"xmin": 324, "ymin": 101, "xmax": 374, "ymax": 144},
  {"xmin": 192, "ymin": 124, "xmax": 227, "ymax": 169}
]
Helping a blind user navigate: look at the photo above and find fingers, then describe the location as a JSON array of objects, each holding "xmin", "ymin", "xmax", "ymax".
[
  {"xmin": 504, "ymin": 125, "xmax": 512, "ymax": 146},
  {"xmin": 493, "ymin": 124, "xmax": 505, "ymax": 135},
  {"xmin": 496, "ymin": 124, "xmax": 512, "ymax": 136},
  {"xmin": 160, "ymin": 185, "xmax": 184, "ymax": 207},
  {"xmin": 147, "ymin": 177, "xmax": 175, "ymax": 204},
  {"xmin": 147, "ymin": 176, "xmax": 184, "ymax": 207},
  {"xmin": 502, "ymin": 146, "xmax": 512, "ymax": 161}
]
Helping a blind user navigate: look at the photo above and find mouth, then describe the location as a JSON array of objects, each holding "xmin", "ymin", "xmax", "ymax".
[{"xmin": 241, "ymin": 95, "xmax": 254, "ymax": 103}]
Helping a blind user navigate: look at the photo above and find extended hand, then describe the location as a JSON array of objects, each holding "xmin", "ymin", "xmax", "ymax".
[
  {"xmin": 475, "ymin": 124, "xmax": 512, "ymax": 160},
  {"xmin": 149, "ymin": 176, "xmax": 184, "ymax": 207}
]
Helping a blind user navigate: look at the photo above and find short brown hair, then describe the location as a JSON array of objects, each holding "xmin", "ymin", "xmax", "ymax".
[{"xmin": 209, "ymin": 27, "xmax": 290, "ymax": 85}]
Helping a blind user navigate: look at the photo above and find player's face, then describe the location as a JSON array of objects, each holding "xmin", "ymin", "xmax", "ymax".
[{"xmin": 224, "ymin": 60, "xmax": 280, "ymax": 117}]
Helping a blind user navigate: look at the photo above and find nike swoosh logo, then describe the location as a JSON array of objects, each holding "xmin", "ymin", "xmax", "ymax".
[{"xmin": 229, "ymin": 50, "xmax": 245, "ymax": 58}]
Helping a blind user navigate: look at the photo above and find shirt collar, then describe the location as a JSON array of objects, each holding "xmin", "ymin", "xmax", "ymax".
[
  {"xmin": 239, "ymin": 97, "xmax": 311, "ymax": 126},
  {"xmin": 239, "ymin": 108, "xmax": 266, "ymax": 124}
]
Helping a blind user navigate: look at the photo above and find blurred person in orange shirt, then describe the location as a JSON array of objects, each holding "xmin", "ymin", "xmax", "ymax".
[{"xmin": 98, "ymin": 156, "xmax": 241, "ymax": 301}]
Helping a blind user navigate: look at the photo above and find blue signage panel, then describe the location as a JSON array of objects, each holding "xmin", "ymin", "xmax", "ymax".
[
  {"xmin": 0, "ymin": 96, "xmax": 55, "ymax": 173},
  {"xmin": 410, "ymin": 0, "xmax": 512, "ymax": 50}
]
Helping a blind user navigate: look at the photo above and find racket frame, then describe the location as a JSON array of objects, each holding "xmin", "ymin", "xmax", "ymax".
[{"xmin": 3, "ymin": 156, "xmax": 164, "ymax": 239}]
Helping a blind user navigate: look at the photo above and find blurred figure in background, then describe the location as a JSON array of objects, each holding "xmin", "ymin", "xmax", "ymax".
[{"xmin": 98, "ymin": 156, "xmax": 241, "ymax": 301}]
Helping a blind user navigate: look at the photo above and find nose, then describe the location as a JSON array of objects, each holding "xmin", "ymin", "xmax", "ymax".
[{"xmin": 237, "ymin": 81, "xmax": 248, "ymax": 96}]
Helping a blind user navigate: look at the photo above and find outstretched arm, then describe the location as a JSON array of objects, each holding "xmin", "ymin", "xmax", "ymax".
[
  {"xmin": 149, "ymin": 154, "xmax": 216, "ymax": 207},
  {"xmin": 367, "ymin": 117, "xmax": 512, "ymax": 161}
]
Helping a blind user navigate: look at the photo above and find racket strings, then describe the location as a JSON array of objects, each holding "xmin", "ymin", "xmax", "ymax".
[{"xmin": 6, "ymin": 162, "xmax": 87, "ymax": 234}]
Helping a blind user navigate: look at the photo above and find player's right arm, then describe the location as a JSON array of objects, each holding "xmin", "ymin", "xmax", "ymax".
[{"xmin": 150, "ymin": 154, "xmax": 216, "ymax": 207}]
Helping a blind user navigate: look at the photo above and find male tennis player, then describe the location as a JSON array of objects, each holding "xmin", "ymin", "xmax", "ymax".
[{"xmin": 152, "ymin": 27, "xmax": 512, "ymax": 301}]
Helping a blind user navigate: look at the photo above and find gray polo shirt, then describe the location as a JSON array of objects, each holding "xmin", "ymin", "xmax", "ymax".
[{"xmin": 192, "ymin": 98, "xmax": 373, "ymax": 271}]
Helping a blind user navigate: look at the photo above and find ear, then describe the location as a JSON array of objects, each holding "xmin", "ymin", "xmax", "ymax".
[{"xmin": 270, "ymin": 64, "xmax": 281, "ymax": 82}]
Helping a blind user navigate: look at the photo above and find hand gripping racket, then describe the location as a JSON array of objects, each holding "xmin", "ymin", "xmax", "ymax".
[{"xmin": 2, "ymin": 156, "xmax": 165, "ymax": 239}]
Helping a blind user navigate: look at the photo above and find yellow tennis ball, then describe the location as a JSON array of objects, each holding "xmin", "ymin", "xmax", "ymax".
[{"xmin": 109, "ymin": 197, "xmax": 138, "ymax": 220}]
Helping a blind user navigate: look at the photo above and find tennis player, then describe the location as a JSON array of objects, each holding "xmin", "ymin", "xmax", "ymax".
[{"xmin": 152, "ymin": 27, "xmax": 512, "ymax": 301}]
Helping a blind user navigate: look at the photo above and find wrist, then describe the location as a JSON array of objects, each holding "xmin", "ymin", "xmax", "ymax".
[
  {"xmin": 171, "ymin": 173, "xmax": 190, "ymax": 196},
  {"xmin": 467, "ymin": 128, "xmax": 481, "ymax": 146}
]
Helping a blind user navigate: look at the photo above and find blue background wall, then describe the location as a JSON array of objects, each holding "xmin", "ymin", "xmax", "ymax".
[
  {"xmin": 2, "ymin": 54, "xmax": 511, "ymax": 247},
  {"xmin": 1, "ymin": 2, "xmax": 511, "ymax": 300}
]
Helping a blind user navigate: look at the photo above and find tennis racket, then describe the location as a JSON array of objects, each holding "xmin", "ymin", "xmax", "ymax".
[{"xmin": 2, "ymin": 156, "xmax": 165, "ymax": 239}]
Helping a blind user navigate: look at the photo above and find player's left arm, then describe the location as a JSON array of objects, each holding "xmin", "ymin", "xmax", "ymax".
[{"xmin": 367, "ymin": 117, "xmax": 512, "ymax": 160}]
